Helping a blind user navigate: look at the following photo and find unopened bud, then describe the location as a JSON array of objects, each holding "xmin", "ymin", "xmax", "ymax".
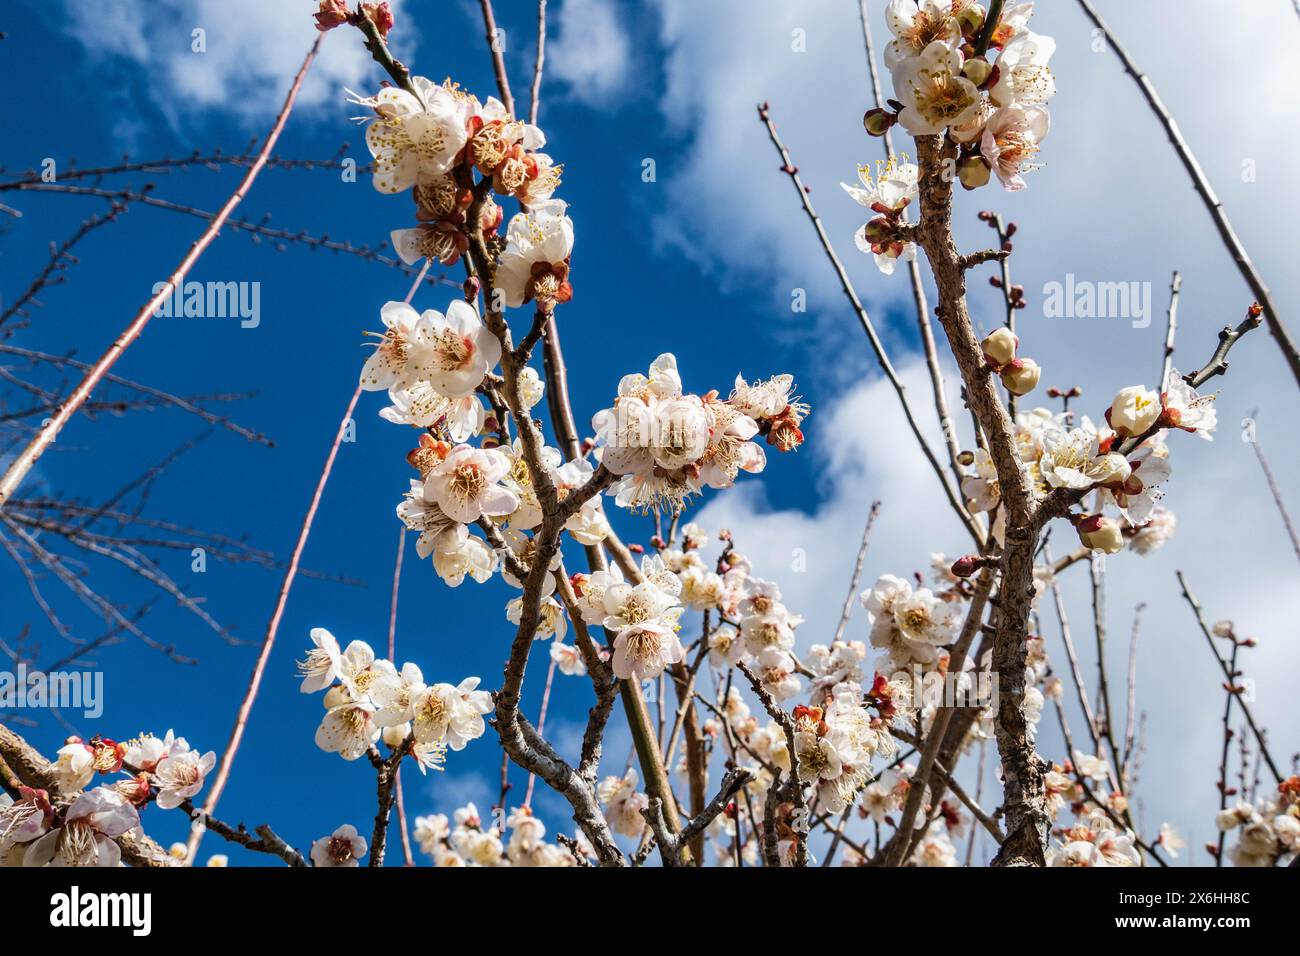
[
  {"xmin": 313, "ymin": 0, "xmax": 352, "ymax": 32},
  {"xmin": 323, "ymin": 685, "xmax": 351, "ymax": 708},
  {"xmin": 1077, "ymin": 514, "xmax": 1124, "ymax": 554},
  {"xmin": 981, "ymin": 327, "xmax": 1018, "ymax": 367},
  {"xmin": 382, "ymin": 722, "xmax": 411, "ymax": 749},
  {"xmin": 950, "ymin": 555, "xmax": 980, "ymax": 578},
  {"xmin": 863, "ymin": 108, "xmax": 894, "ymax": 137},
  {"xmin": 360, "ymin": 1, "xmax": 394, "ymax": 38},
  {"xmin": 957, "ymin": 154, "xmax": 992, "ymax": 190},
  {"xmin": 1005, "ymin": 221, "xmax": 1019, "ymax": 238},
  {"xmin": 956, "ymin": 5, "xmax": 985, "ymax": 34},
  {"xmin": 988, "ymin": 275, "xmax": 1003, "ymax": 289},
  {"xmin": 962, "ymin": 57, "xmax": 993, "ymax": 87},
  {"xmin": 863, "ymin": 216, "xmax": 893, "ymax": 243},
  {"xmin": 629, "ymin": 543, "xmax": 645, "ymax": 554},
  {"xmin": 1000, "ymin": 357, "xmax": 1041, "ymax": 396}
]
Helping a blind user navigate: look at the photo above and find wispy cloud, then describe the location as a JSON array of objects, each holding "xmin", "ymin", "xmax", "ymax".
[
  {"xmin": 545, "ymin": 0, "xmax": 634, "ymax": 107},
  {"xmin": 57, "ymin": 0, "xmax": 417, "ymax": 127}
]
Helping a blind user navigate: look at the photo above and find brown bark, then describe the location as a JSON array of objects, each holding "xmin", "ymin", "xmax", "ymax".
[{"xmin": 913, "ymin": 135, "xmax": 1048, "ymax": 866}]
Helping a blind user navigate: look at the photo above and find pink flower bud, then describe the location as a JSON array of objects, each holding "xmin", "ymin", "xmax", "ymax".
[
  {"xmin": 361, "ymin": 1, "xmax": 394, "ymax": 38},
  {"xmin": 313, "ymin": 0, "xmax": 351, "ymax": 32}
]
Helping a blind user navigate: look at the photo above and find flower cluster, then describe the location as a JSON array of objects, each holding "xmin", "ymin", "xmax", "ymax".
[
  {"xmin": 1216, "ymin": 778, "xmax": 1300, "ymax": 867},
  {"xmin": 572, "ymin": 553, "xmax": 684, "ymax": 682},
  {"xmin": 955, "ymin": 370, "xmax": 1218, "ymax": 555},
  {"xmin": 592, "ymin": 355, "xmax": 809, "ymax": 514},
  {"xmin": 300, "ymin": 627, "xmax": 490, "ymax": 767},
  {"xmin": 411, "ymin": 802, "xmax": 588, "ymax": 866},
  {"xmin": 871, "ymin": 1, "xmax": 1055, "ymax": 192},
  {"xmin": 2, "ymin": 729, "xmax": 214, "ymax": 868}
]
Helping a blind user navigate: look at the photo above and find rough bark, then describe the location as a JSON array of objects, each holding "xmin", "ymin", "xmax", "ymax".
[{"xmin": 913, "ymin": 135, "xmax": 1049, "ymax": 866}]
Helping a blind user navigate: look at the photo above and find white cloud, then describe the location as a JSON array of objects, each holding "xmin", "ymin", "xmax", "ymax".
[
  {"xmin": 545, "ymin": 0, "xmax": 633, "ymax": 106},
  {"xmin": 58, "ymin": 0, "xmax": 417, "ymax": 126}
]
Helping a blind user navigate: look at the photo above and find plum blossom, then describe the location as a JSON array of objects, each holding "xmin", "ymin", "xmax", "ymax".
[
  {"xmin": 424, "ymin": 444, "xmax": 519, "ymax": 523},
  {"xmin": 883, "ymin": 0, "xmax": 962, "ymax": 70},
  {"xmin": 1039, "ymin": 428, "xmax": 1129, "ymax": 491},
  {"xmin": 604, "ymin": 580, "xmax": 685, "ymax": 681},
  {"xmin": 311, "ymin": 824, "xmax": 368, "ymax": 867},
  {"xmin": 549, "ymin": 641, "xmax": 587, "ymax": 677},
  {"xmin": 24, "ymin": 788, "xmax": 139, "ymax": 868},
  {"xmin": 989, "ymin": 30, "xmax": 1057, "ymax": 108},
  {"xmin": 891, "ymin": 41, "xmax": 982, "ymax": 136},
  {"xmin": 355, "ymin": 77, "xmax": 470, "ymax": 194},
  {"xmin": 1162, "ymin": 371, "xmax": 1218, "ymax": 439},
  {"xmin": 981, "ymin": 105, "xmax": 1049, "ymax": 191},
  {"xmin": 380, "ymin": 384, "xmax": 486, "ymax": 442},
  {"xmin": 597, "ymin": 769, "xmax": 648, "ymax": 838},
  {"xmin": 152, "ymin": 748, "xmax": 216, "ymax": 810},
  {"xmin": 316, "ymin": 697, "xmax": 380, "ymax": 761},
  {"xmin": 496, "ymin": 200, "xmax": 574, "ymax": 309}
]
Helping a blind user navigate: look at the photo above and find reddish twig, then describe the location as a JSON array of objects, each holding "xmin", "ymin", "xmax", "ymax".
[
  {"xmin": 0, "ymin": 37, "xmax": 324, "ymax": 508},
  {"xmin": 188, "ymin": 258, "xmax": 430, "ymax": 862}
]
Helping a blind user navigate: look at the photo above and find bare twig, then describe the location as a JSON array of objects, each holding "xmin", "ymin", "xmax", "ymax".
[
  {"xmin": 385, "ymin": 523, "xmax": 414, "ymax": 867},
  {"xmin": 1076, "ymin": 0, "xmax": 1300, "ymax": 388},
  {"xmin": 756, "ymin": 104, "xmax": 982, "ymax": 547},
  {"xmin": 0, "ymin": 38, "xmax": 323, "ymax": 507},
  {"xmin": 1244, "ymin": 410, "xmax": 1300, "ymax": 568},
  {"xmin": 832, "ymin": 502, "xmax": 880, "ymax": 644},
  {"xmin": 1175, "ymin": 572, "xmax": 1282, "ymax": 784},
  {"xmin": 188, "ymin": 259, "xmax": 431, "ymax": 863},
  {"xmin": 477, "ymin": 0, "xmax": 516, "ymax": 116},
  {"xmin": 1160, "ymin": 271, "xmax": 1181, "ymax": 390},
  {"xmin": 529, "ymin": 0, "xmax": 547, "ymax": 127}
]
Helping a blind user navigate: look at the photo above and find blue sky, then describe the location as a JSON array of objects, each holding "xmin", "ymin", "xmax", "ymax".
[{"xmin": 3, "ymin": 0, "xmax": 1298, "ymax": 865}]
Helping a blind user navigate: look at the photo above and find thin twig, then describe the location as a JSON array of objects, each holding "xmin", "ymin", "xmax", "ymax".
[
  {"xmin": 529, "ymin": 0, "xmax": 547, "ymax": 127},
  {"xmin": 0, "ymin": 37, "xmax": 324, "ymax": 508},
  {"xmin": 477, "ymin": 0, "xmax": 515, "ymax": 116},
  {"xmin": 1076, "ymin": 0, "xmax": 1300, "ymax": 388},
  {"xmin": 832, "ymin": 502, "xmax": 880, "ymax": 644},
  {"xmin": 188, "ymin": 259, "xmax": 431, "ymax": 863},
  {"xmin": 1244, "ymin": 411, "xmax": 1300, "ymax": 568},
  {"xmin": 385, "ymin": 522, "xmax": 414, "ymax": 867},
  {"xmin": 756, "ymin": 103, "xmax": 982, "ymax": 547},
  {"xmin": 1160, "ymin": 271, "xmax": 1181, "ymax": 390},
  {"xmin": 1175, "ymin": 571, "xmax": 1282, "ymax": 783}
]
